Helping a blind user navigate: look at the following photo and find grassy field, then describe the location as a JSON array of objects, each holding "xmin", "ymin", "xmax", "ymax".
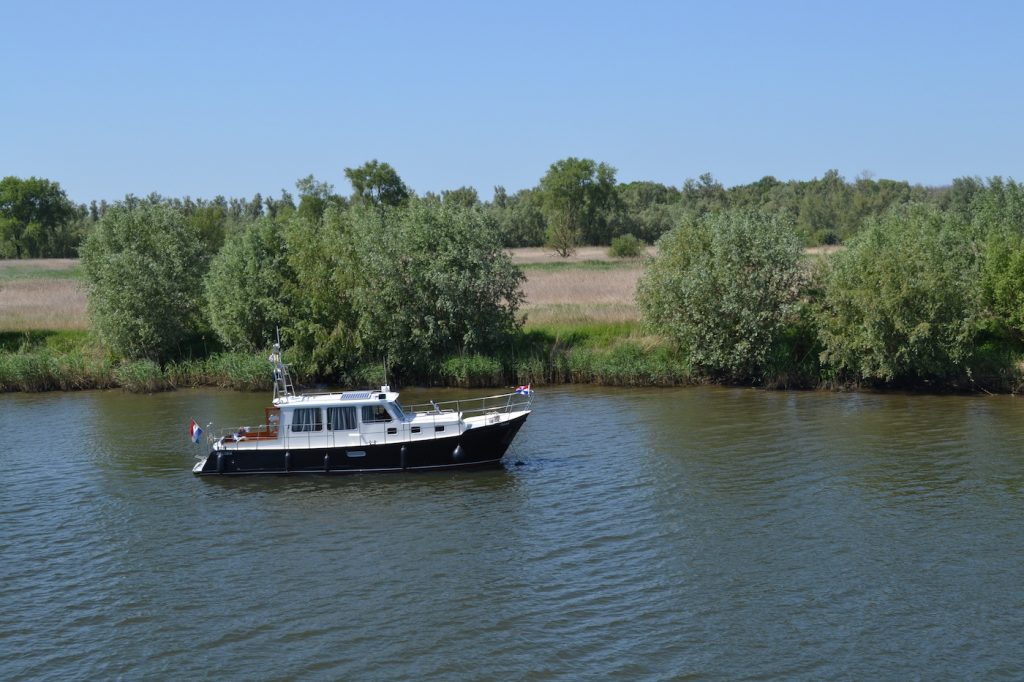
[
  {"xmin": 513, "ymin": 247, "xmax": 645, "ymax": 326},
  {"xmin": 0, "ymin": 260, "xmax": 88, "ymax": 331},
  {"xmin": 0, "ymin": 246, "xmax": 839, "ymax": 333},
  {"xmin": 0, "ymin": 248, "xmax": 840, "ymax": 392},
  {"xmin": 510, "ymin": 245, "xmax": 654, "ymax": 264},
  {"xmin": 0, "ymin": 250, "xmax": 648, "ymax": 332}
]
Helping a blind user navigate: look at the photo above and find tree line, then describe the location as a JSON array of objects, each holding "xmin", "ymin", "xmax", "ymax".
[
  {"xmin": 639, "ymin": 177, "xmax": 1024, "ymax": 389},
  {"xmin": 7, "ymin": 159, "xmax": 1023, "ymax": 390},
  {"xmin": 78, "ymin": 163, "xmax": 525, "ymax": 386},
  {"xmin": 0, "ymin": 161, "xmax": 996, "ymax": 260}
]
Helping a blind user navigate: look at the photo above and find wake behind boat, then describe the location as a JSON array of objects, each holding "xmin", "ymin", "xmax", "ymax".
[{"xmin": 192, "ymin": 345, "xmax": 532, "ymax": 475}]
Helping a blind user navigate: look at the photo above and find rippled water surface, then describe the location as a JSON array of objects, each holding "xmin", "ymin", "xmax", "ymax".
[{"xmin": 2, "ymin": 386, "xmax": 1024, "ymax": 680}]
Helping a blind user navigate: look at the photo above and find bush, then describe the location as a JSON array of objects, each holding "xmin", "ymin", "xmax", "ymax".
[
  {"xmin": 347, "ymin": 202, "xmax": 525, "ymax": 373},
  {"xmin": 280, "ymin": 207, "xmax": 361, "ymax": 374},
  {"xmin": 205, "ymin": 218, "xmax": 292, "ymax": 352},
  {"xmin": 637, "ymin": 210, "xmax": 806, "ymax": 382},
  {"xmin": 608, "ymin": 233, "xmax": 643, "ymax": 258},
  {"xmin": 80, "ymin": 200, "xmax": 208, "ymax": 360},
  {"xmin": 975, "ymin": 179, "xmax": 1024, "ymax": 340},
  {"xmin": 817, "ymin": 204, "xmax": 982, "ymax": 383}
]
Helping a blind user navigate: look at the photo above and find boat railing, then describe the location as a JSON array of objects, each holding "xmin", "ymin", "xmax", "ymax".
[
  {"xmin": 403, "ymin": 390, "xmax": 533, "ymax": 420},
  {"xmin": 213, "ymin": 391, "xmax": 532, "ymax": 451},
  {"xmin": 214, "ymin": 424, "xmax": 279, "ymax": 442}
]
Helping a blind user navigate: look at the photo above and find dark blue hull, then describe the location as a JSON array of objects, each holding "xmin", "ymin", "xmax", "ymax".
[{"xmin": 194, "ymin": 413, "xmax": 528, "ymax": 475}]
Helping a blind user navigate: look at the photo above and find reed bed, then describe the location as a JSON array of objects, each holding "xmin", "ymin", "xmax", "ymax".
[
  {"xmin": 520, "ymin": 265, "xmax": 642, "ymax": 327},
  {"xmin": 0, "ymin": 348, "xmax": 117, "ymax": 392},
  {"xmin": 166, "ymin": 353, "xmax": 275, "ymax": 391},
  {"xmin": 521, "ymin": 265, "xmax": 641, "ymax": 306},
  {"xmin": 0, "ymin": 279, "xmax": 88, "ymax": 331}
]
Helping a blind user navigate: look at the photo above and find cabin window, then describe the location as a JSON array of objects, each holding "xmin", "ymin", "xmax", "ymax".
[
  {"xmin": 389, "ymin": 402, "xmax": 407, "ymax": 421},
  {"xmin": 291, "ymin": 408, "xmax": 323, "ymax": 432},
  {"xmin": 361, "ymin": 405, "xmax": 393, "ymax": 424},
  {"xmin": 327, "ymin": 406, "xmax": 358, "ymax": 431}
]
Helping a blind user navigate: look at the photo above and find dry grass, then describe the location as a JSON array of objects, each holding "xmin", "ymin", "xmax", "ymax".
[
  {"xmin": 509, "ymin": 245, "xmax": 655, "ymax": 264},
  {"xmin": 521, "ymin": 266, "xmax": 642, "ymax": 306},
  {"xmin": 0, "ymin": 279, "xmax": 88, "ymax": 331},
  {"xmin": 520, "ymin": 264, "xmax": 643, "ymax": 325},
  {"xmin": 0, "ymin": 254, "xmax": 646, "ymax": 332},
  {"xmin": 0, "ymin": 246, "xmax": 836, "ymax": 333},
  {"xmin": 803, "ymin": 245, "xmax": 845, "ymax": 257}
]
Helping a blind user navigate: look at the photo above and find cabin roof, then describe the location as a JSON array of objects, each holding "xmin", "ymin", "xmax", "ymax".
[{"xmin": 274, "ymin": 389, "xmax": 400, "ymax": 407}]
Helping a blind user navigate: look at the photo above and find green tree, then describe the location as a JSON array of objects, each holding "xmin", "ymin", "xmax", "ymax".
[
  {"xmin": 487, "ymin": 187, "xmax": 547, "ymax": 247},
  {"xmin": 539, "ymin": 157, "xmax": 618, "ymax": 254},
  {"xmin": 937, "ymin": 176, "xmax": 985, "ymax": 220},
  {"xmin": 817, "ymin": 204, "xmax": 982, "ymax": 383},
  {"xmin": 264, "ymin": 189, "xmax": 296, "ymax": 220},
  {"xmin": 344, "ymin": 160, "xmax": 410, "ymax": 208},
  {"xmin": 0, "ymin": 176, "xmax": 79, "ymax": 257},
  {"xmin": 974, "ymin": 179, "xmax": 1024, "ymax": 339},
  {"xmin": 80, "ymin": 200, "xmax": 209, "ymax": 360},
  {"xmin": 637, "ymin": 210, "xmax": 806, "ymax": 381},
  {"xmin": 679, "ymin": 172, "xmax": 728, "ymax": 217},
  {"xmin": 281, "ymin": 206, "xmax": 360, "ymax": 372},
  {"xmin": 610, "ymin": 181, "xmax": 681, "ymax": 243},
  {"xmin": 295, "ymin": 174, "xmax": 341, "ymax": 222},
  {"xmin": 442, "ymin": 186, "xmax": 480, "ymax": 208},
  {"xmin": 204, "ymin": 218, "xmax": 293, "ymax": 351},
  {"xmin": 347, "ymin": 202, "xmax": 525, "ymax": 372},
  {"xmin": 188, "ymin": 202, "xmax": 228, "ymax": 252},
  {"xmin": 794, "ymin": 169, "xmax": 852, "ymax": 245}
]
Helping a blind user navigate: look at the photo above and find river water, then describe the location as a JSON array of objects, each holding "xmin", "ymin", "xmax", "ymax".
[{"xmin": 2, "ymin": 385, "xmax": 1023, "ymax": 680}]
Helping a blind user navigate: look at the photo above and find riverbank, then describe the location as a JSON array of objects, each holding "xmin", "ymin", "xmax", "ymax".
[
  {"xmin": 0, "ymin": 322, "xmax": 695, "ymax": 393},
  {"xmin": 2, "ymin": 252, "xmax": 682, "ymax": 393},
  {"xmin": 2, "ymin": 254, "xmax": 1022, "ymax": 395},
  {"xmin": 3, "ymin": 323, "xmax": 1022, "ymax": 395}
]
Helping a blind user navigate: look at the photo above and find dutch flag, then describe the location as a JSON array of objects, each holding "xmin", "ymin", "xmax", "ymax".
[
  {"xmin": 514, "ymin": 384, "xmax": 531, "ymax": 396},
  {"xmin": 189, "ymin": 419, "xmax": 203, "ymax": 444}
]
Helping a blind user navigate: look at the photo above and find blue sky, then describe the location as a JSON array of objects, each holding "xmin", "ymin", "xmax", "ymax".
[{"xmin": 3, "ymin": 1, "xmax": 1022, "ymax": 204}]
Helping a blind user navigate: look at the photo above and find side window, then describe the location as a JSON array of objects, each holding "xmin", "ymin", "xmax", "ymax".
[
  {"xmin": 361, "ymin": 405, "xmax": 393, "ymax": 424},
  {"xmin": 327, "ymin": 406, "xmax": 358, "ymax": 431},
  {"xmin": 291, "ymin": 407, "xmax": 323, "ymax": 432}
]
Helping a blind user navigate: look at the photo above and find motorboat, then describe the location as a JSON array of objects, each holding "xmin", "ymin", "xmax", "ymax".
[{"xmin": 192, "ymin": 345, "xmax": 532, "ymax": 475}]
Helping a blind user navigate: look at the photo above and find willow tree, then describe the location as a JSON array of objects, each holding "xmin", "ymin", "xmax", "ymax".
[
  {"xmin": 637, "ymin": 210, "xmax": 806, "ymax": 382},
  {"xmin": 204, "ymin": 218, "xmax": 292, "ymax": 352},
  {"xmin": 347, "ymin": 201, "xmax": 525, "ymax": 372},
  {"xmin": 539, "ymin": 157, "xmax": 618, "ymax": 254},
  {"xmin": 81, "ymin": 200, "xmax": 208, "ymax": 360},
  {"xmin": 0, "ymin": 175, "xmax": 79, "ymax": 258},
  {"xmin": 344, "ymin": 160, "xmax": 410, "ymax": 208},
  {"xmin": 817, "ymin": 204, "xmax": 982, "ymax": 383}
]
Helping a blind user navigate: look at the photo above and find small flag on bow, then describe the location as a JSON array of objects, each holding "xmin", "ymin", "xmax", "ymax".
[
  {"xmin": 514, "ymin": 384, "xmax": 531, "ymax": 396},
  {"xmin": 189, "ymin": 419, "xmax": 203, "ymax": 443}
]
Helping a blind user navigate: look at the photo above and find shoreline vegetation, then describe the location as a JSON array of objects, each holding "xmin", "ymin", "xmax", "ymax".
[
  {"xmin": 2, "ymin": 248, "xmax": 1021, "ymax": 396},
  {"xmin": 2, "ymin": 164, "xmax": 1023, "ymax": 395},
  {"xmin": 1, "ymin": 253, "xmax": 694, "ymax": 393}
]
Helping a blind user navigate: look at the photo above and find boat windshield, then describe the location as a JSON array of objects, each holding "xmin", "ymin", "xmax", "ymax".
[{"xmin": 389, "ymin": 402, "xmax": 407, "ymax": 421}]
